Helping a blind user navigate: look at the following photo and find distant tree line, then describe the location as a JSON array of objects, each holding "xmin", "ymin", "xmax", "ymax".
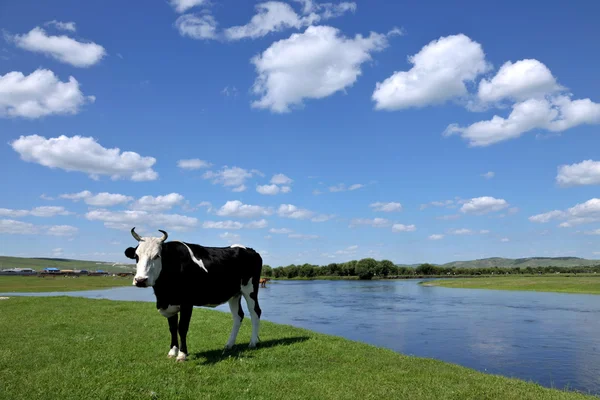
[{"xmin": 261, "ymin": 259, "xmax": 600, "ymax": 280}]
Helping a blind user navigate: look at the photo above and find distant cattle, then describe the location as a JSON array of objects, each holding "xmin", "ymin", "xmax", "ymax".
[
  {"xmin": 259, "ymin": 278, "xmax": 271, "ymax": 288},
  {"xmin": 124, "ymin": 228, "xmax": 263, "ymax": 361}
]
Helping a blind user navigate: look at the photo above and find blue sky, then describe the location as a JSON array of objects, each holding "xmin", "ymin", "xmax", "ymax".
[{"xmin": 1, "ymin": 0, "xmax": 599, "ymax": 266}]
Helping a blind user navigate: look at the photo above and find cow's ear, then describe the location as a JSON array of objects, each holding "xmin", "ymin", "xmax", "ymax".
[{"xmin": 125, "ymin": 247, "xmax": 137, "ymax": 259}]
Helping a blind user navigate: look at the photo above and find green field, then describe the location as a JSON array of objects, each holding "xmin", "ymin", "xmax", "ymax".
[
  {"xmin": 0, "ymin": 255, "xmax": 133, "ymax": 273},
  {"xmin": 0, "ymin": 297, "xmax": 595, "ymax": 400},
  {"xmin": 423, "ymin": 275, "xmax": 600, "ymax": 295},
  {"xmin": 0, "ymin": 275, "xmax": 132, "ymax": 292}
]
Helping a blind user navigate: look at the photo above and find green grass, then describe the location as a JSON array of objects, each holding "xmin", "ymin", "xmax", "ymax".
[
  {"xmin": 0, "ymin": 297, "xmax": 596, "ymax": 400},
  {"xmin": 423, "ymin": 275, "xmax": 600, "ymax": 295},
  {"xmin": 0, "ymin": 275, "xmax": 132, "ymax": 292}
]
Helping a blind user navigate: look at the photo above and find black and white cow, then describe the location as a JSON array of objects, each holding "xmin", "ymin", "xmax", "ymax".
[{"xmin": 124, "ymin": 227, "xmax": 263, "ymax": 361}]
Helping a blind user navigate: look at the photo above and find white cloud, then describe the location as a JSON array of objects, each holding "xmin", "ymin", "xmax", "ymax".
[
  {"xmin": 202, "ymin": 166, "xmax": 259, "ymax": 191},
  {"xmin": 52, "ymin": 248, "xmax": 64, "ymax": 257},
  {"xmin": 0, "ymin": 69, "xmax": 95, "ymax": 118},
  {"xmin": 130, "ymin": 193, "xmax": 185, "ymax": 212},
  {"xmin": 370, "ymin": 202, "xmax": 402, "ymax": 212},
  {"xmin": 0, "ymin": 206, "xmax": 70, "ymax": 218},
  {"xmin": 460, "ymin": 196, "xmax": 509, "ymax": 215},
  {"xmin": 220, "ymin": 231, "xmax": 241, "ymax": 243},
  {"xmin": 288, "ymin": 233, "xmax": 319, "ymax": 240},
  {"xmin": 481, "ymin": 171, "xmax": 495, "ymax": 179},
  {"xmin": 477, "ymin": 59, "xmax": 562, "ymax": 104},
  {"xmin": 215, "ymin": 200, "xmax": 273, "ymax": 219},
  {"xmin": 445, "ymin": 95, "xmax": 600, "ymax": 147},
  {"xmin": 175, "ymin": 13, "xmax": 218, "ymax": 40},
  {"xmin": 556, "ymin": 160, "xmax": 600, "ymax": 187},
  {"xmin": 271, "ymin": 173, "xmax": 293, "ymax": 185},
  {"xmin": 60, "ymin": 190, "xmax": 133, "ymax": 207},
  {"xmin": 10, "ymin": 27, "xmax": 106, "ymax": 68},
  {"xmin": 224, "ymin": 1, "xmax": 356, "ymax": 41},
  {"xmin": 169, "ymin": 0, "xmax": 207, "ymax": 13},
  {"xmin": 449, "ymin": 228, "xmax": 473, "ymax": 235},
  {"xmin": 528, "ymin": 198, "xmax": 600, "ymax": 228},
  {"xmin": 257, "ymin": 184, "xmax": 281, "ymax": 195},
  {"xmin": 203, "ymin": 221, "xmax": 243, "ymax": 230},
  {"xmin": 251, "ymin": 25, "xmax": 397, "ymax": 113},
  {"xmin": 500, "ymin": 238, "xmax": 510, "ymax": 242},
  {"xmin": 86, "ymin": 209, "xmax": 198, "ymax": 231},
  {"xmin": 480, "ymin": 230, "xmax": 490, "ymax": 234},
  {"xmin": 0, "ymin": 219, "xmax": 78, "ymax": 236},
  {"xmin": 429, "ymin": 234, "xmax": 444, "ymax": 240},
  {"xmin": 583, "ymin": 229, "xmax": 600, "ymax": 235},
  {"xmin": 11, "ymin": 135, "xmax": 158, "ymax": 181},
  {"xmin": 372, "ymin": 34, "xmax": 491, "ymax": 110},
  {"xmin": 349, "ymin": 218, "xmax": 391, "ymax": 228},
  {"xmin": 311, "ymin": 214, "xmax": 335, "ymax": 222},
  {"xmin": 392, "ymin": 223, "xmax": 416, "ymax": 232},
  {"xmin": 245, "ymin": 219, "xmax": 269, "ymax": 229},
  {"xmin": 277, "ymin": 204, "xmax": 314, "ymax": 220},
  {"xmin": 329, "ymin": 183, "xmax": 364, "ymax": 192},
  {"xmin": 177, "ymin": 159, "xmax": 212, "ymax": 170},
  {"xmin": 270, "ymin": 228, "xmax": 293, "ymax": 234},
  {"xmin": 45, "ymin": 20, "xmax": 77, "ymax": 32}
]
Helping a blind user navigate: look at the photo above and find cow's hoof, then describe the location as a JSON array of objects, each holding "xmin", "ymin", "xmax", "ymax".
[
  {"xmin": 168, "ymin": 346, "xmax": 179, "ymax": 358},
  {"xmin": 176, "ymin": 352, "xmax": 187, "ymax": 362},
  {"xmin": 248, "ymin": 342, "xmax": 258, "ymax": 349}
]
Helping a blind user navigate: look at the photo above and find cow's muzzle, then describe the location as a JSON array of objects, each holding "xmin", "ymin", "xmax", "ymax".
[{"xmin": 134, "ymin": 277, "xmax": 148, "ymax": 287}]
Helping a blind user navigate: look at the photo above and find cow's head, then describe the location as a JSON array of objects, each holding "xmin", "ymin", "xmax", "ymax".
[{"xmin": 124, "ymin": 227, "xmax": 168, "ymax": 287}]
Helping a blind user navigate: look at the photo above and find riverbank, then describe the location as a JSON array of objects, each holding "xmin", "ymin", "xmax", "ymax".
[
  {"xmin": 0, "ymin": 275, "xmax": 132, "ymax": 292},
  {"xmin": 0, "ymin": 296, "xmax": 595, "ymax": 400},
  {"xmin": 422, "ymin": 275, "xmax": 600, "ymax": 295}
]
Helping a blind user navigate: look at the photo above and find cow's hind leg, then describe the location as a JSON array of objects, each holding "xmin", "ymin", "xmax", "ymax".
[
  {"xmin": 167, "ymin": 314, "xmax": 179, "ymax": 358},
  {"xmin": 224, "ymin": 294, "xmax": 244, "ymax": 350},
  {"xmin": 241, "ymin": 278, "xmax": 261, "ymax": 348}
]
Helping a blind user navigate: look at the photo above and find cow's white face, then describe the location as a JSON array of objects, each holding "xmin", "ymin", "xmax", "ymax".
[{"xmin": 124, "ymin": 228, "xmax": 168, "ymax": 287}]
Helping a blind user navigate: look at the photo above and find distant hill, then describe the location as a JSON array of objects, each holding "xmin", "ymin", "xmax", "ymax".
[
  {"xmin": 0, "ymin": 256, "xmax": 134, "ymax": 273},
  {"xmin": 439, "ymin": 257, "xmax": 600, "ymax": 269}
]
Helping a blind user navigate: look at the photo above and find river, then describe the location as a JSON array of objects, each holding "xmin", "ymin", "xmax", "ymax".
[{"xmin": 2, "ymin": 279, "xmax": 599, "ymax": 396}]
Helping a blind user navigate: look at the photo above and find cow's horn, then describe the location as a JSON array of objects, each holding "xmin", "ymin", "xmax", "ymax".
[
  {"xmin": 131, "ymin": 227, "xmax": 142, "ymax": 242},
  {"xmin": 158, "ymin": 230, "xmax": 168, "ymax": 242}
]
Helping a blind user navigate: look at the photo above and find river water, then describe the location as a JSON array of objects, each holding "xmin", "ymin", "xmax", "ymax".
[{"xmin": 3, "ymin": 279, "xmax": 599, "ymax": 396}]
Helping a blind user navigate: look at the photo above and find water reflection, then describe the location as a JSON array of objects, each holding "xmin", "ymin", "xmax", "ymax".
[{"xmin": 2, "ymin": 279, "xmax": 599, "ymax": 395}]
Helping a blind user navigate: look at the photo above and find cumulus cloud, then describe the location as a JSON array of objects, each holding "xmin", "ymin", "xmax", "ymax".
[
  {"xmin": 60, "ymin": 191, "xmax": 133, "ymax": 207},
  {"xmin": 271, "ymin": 173, "xmax": 293, "ymax": 185},
  {"xmin": 329, "ymin": 183, "xmax": 364, "ymax": 192},
  {"xmin": 370, "ymin": 202, "xmax": 402, "ymax": 212},
  {"xmin": 460, "ymin": 196, "xmax": 509, "ymax": 215},
  {"xmin": 0, "ymin": 69, "xmax": 95, "ymax": 118},
  {"xmin": 270, "ymin": 228, "xmax": 293, "ymax": 234},
  {"xmin": 257, "ymin": 184, "xmax": 282, "ymax": 195},
  {"xmin": 444, "ymin": 95, "xmax": 600, "ymax": 147},
  {"xmin": 429, "ymin": 234, "xmax": 444, "ymax": 240},
  {"xmin": 203, "ymin": 219, "xmax": 267, "ymax": 230},
  {"xmin": 0, "ymin": 219, "xmax": 78, "ymax": 236},
  {"xmin": 481, "ymin": 171, "xmax": 495, "ymax": 179},
  {"xmin": 349, "ymin": 218, "xmax": 391, "ymax": 228},
  {"xmin": 219, "ymin": 231, "xmax": 241, "ymax": 243},
  {"xmin": 175, "ymin": 13, "xmax": 218, "ymax": 40},
  {"xmin": 215, "ymin": 200, "xmax": 273, "ymax": 219},
  {"xmin": 251, "ymin": 25, "xmax": 398, "ymax": 113},
  {"xmin": 0, "ymin": 206, "xmax": 70, "ymax": 218},
  {"xmin": 202, "ymin": 166, "xmax": 260, "ymax": 191},
  {"xmin": 11, "ymin": 135, "xmax": 158, "ymax": 181},
  {"xmin": 169, "ymin": 0, "xmax": 208, "ymax": 13},
  {"xmin": 372, "ymin": 34, "xmax": 491, "ymax": 111},
  {"xmin": 277, "ymin": 204, "xmax": 315, "ymax": 220},
  {"xmin": 86, "ymin": 209, "xmax": 198, "ymax": 231},
  {"xmin": 392, "ymin": 223, "xmax": 415, "ymax": 232},
  {"xmin": 177, "ymin": 158, "xmax": 212, "ymax": 170},
  {"xmin": 556, "ymin": 160, "xmax": 600, "ymax": 187},
  {"xmin": 528, "ymin": 198, "xmax": 600, "ymax": 228},
  {"xmin": 45, "ymin": 20, "xmax": 77, "ymax": 32},
  {"xmin": 477, "ymin": 59, "xmax": 562, "ymax": 104},
  {"xmin": 311, "ymin": 214, "xmax": 335, "ymax": 222},
  {"xmin": 130, "ymin": 193, "xmax": 185, "ymax": 212},
  {"xmin": 288, "ymin": 233, "xmax": 319, "ymax": 240},
  {"xmin": 224, "ymin": 1, "xmax": 356, "ymax": 41},
  {"xmin": 449, "ymin": 228, "xmax": 473, "ymax": 235},
  {"xmin": 9, "ymin": 27, "xmax": 106, "ymax": 67}
]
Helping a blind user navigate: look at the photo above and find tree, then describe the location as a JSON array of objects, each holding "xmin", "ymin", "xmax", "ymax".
[
  {"xmin": 378, "ymin": 260, "xmax": 395, "ymax": 277},
  {"xmin": 356, "ymin": 258, "xmax": 378, "ymax": 280},
  {"xmin": 262, "ymin": 265, "xmax": 273, "ymax": 277}
]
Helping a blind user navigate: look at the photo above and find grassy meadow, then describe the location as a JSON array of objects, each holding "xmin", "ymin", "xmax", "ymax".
[
  {"xmin": 0, "ymin": 296, "xmax": 597, "ymax": 400},
  {"xmin": 0, "ymin": 275, "xmax": 132, "ymax": 292},
  {"xmin": 0, "ymin": 255, "xmax": 133, "ymax": 273},
  {"xmin": 423, "ymin": 275, "xmax": 600, "ymax": 295}
]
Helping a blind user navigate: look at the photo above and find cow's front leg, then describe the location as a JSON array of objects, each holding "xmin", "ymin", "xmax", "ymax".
[
  {"xmin": 177, "ymin": 304, "xmax": 193, "ymax": 361},
  {"xmin": 167, "ymin": 314, "xmax": 179, "ymax": 358}
]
